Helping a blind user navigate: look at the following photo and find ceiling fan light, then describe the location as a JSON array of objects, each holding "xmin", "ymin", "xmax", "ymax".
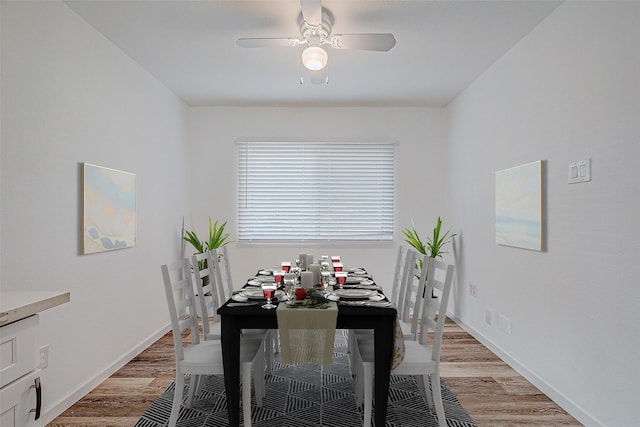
[{"xmin": 302, "ymin": 46, "xmax": 328, "ymax": 71}]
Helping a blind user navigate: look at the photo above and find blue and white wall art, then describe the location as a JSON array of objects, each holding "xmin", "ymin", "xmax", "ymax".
[
  {"xmin": 83, "ymin": 163, "xmax": 137, "ymax": 254},
  {"xmin": 495, "ymin": 160, "xmax": 543, "ymax": 251}
]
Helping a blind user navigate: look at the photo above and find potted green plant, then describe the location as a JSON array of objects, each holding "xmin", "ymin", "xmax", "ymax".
[
  {"xmin": 402, "ymin": 216, "xmax": 456, "ymax": 296},
  {"xmin": 403, "ymin": 216, "xmax": 455, "ymax": 259},
  {"xmin": 183, "ymin": 217, "xmax": 231, "ymax": 280},
  {"xmin": 183, "ymin": 218, "xmax": 231, "ymax": 317}
]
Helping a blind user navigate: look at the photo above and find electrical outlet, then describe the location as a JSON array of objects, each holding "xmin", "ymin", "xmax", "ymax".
[
  {"xmin": 498, "ymin": 315, "xmax": 511, "ymax": 335},
  {"xmin": 485, "ymin": 309, "xmax": 493, "ymax": 326},
  {"xmin": 39, "ymin": 345, "xmax": 49, "ymax": 369},
  {"xmin": 469, "ymin": 282, "xmax": 478, "ymax": 298}
]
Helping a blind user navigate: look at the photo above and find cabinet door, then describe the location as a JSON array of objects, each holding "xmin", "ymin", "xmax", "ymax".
[
  {"xmin": 0, "ymin": 370, "xmax": 42, "ymax": 427},
  {"xmin": 0, "ymin": 315, "xmax": 39, "ymax": 387}
]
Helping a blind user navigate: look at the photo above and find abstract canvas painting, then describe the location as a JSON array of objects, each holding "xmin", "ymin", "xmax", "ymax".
[
  {"xmin": 495, "ymin": 160, "xmax": 543, "ymax": 251},
  {"xmin": 83, "ymin": 163, "xmax": 136, "ymax": 254}
]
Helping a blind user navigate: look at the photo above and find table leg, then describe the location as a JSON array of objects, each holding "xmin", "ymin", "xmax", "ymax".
[
  {"xmin": 374, "ymin": 318, "xmax": 394, "ymax": 427},
  {"xmin": 221, "ymin": 316, "xmax": 241, "ymax": 427}
]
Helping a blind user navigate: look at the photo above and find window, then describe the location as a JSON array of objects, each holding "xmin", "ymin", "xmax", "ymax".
[{"xmin": 237, "ymin": 140, "xmax": 395, "ymax": 242}]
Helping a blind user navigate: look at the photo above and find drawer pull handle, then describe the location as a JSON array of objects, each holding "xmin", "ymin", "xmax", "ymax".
[{"xmin": 30, "ymin": 377, "xmax": 42, "ymax": 420}]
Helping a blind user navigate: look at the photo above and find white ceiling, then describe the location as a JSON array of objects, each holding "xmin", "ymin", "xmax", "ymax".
[{"xmin": 65, "ymin": 0, "xmax": 562, "ymax": 108}]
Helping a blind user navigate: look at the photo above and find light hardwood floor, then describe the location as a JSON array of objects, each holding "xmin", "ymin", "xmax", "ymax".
[{"xmin": 47, "ymin": 318, "xmax": 582, "ymax": 427}]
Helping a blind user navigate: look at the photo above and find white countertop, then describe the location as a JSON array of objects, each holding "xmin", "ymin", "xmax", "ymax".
[{"xmin": 0, "ymin": 291, "xmax": 70, "ymax": 326}]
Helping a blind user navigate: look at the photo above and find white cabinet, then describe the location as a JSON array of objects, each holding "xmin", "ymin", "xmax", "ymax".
[
  {"xmin": 0, "ymin": 315, "xmax": 42, "ymax": 427},
  {"xmin": 0, "ymin": 369, "xmax": 42, "ymax": 427},
  {"xmin": 1, "ymin": 315, "xmax": 39, "ymax": 387},
  {"xmin": 0, "ymin": 290, "xmax": 69, "ymax": 427}
]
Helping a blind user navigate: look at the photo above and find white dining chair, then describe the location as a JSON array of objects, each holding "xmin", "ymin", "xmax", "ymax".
[
  {"xmin": 191, "ymin": 250, "xmax": 268, "ymax": 398},
  {"xmin": 354, "ymin": 257, "xmax": 455, "ymax": 427},
  {"xmin": 206, "ymin": 249, "xmax": 276, "ymax": 374},
  {"xmin": 348, "ymin": 248, "xmax": 420, "ymax": 375},
  {"xmin": 208, "ymin": 247, "xmax": 234, "ymax": 303},
  {"xmin": 161, "ymin": 258, "xmax": 264, "ymax": 427},
  {"xmin": 389, "ymin": 246, "xmax": 406, "ymax": 306},
  {"xmin": 192, "ymin": 250, "xmax": 221, "ymax": 325},
  {"xmin": 195, "ymin": 249, "xmax": 262, "ymax": 339},
  {"xmin": 219, "ymin": 245, "xmax": 235, "ymax": 295},
  {"xmin": 398, "ymin": 249, "xmax": 424, "ymax": 339}
]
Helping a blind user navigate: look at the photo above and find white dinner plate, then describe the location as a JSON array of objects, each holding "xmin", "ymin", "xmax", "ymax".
[
  {"xmin": 240, "ymin": 289, "xmax": 284, "ymax": 300},
  {"xmin": 369, "ymin": 293, "xmax": 386, "ymax": 301},
  {"xmin": 359, "ymin": 279, "xmax": 374, "ymax": 286},
  {"xmin": 333, "ymin": 289, "xmax": 377, "ymax": 299},
  {"xmin": 249, "ymin": 276, "xmax": 275, "ymax": 283},
  {"xmin": 328, "ymin": 292, "xmax": 385, "ymax": 302}
]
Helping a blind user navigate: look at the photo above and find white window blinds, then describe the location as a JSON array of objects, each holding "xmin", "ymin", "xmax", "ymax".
[{"xmin": 237, "ymin": 140, "xmax": 395, "ymax": 242}]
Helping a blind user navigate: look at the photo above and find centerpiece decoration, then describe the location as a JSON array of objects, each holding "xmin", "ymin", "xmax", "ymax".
[{"xmin": 290, "ymin": 288, "xmax": 331, "ymax": 309}]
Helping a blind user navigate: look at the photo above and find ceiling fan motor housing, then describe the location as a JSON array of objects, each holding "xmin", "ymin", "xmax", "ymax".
[{"xmin": 298, "ymin": 8, "xmax": 334, "ymax": 46}]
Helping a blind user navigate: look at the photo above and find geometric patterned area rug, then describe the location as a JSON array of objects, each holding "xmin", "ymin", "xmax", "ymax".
[{"xmin": 134, "ymin": 331, "xmax": 477, "ymax": 427}]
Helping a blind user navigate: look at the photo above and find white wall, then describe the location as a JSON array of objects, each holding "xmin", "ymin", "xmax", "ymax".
[
  {"xmin": 187, "ymin": 107, "xmax": 449, "ymax": 288},
  {"xmin": 1, "ymin": 2, "xmax": 189, "ymax": 423},
  {"xmin": 446, "ymin": 2, "xmax": 640, "ymax": 426}
]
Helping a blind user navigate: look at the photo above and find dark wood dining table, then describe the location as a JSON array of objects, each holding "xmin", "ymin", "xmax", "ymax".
[{"xmin": 217, "ymin": 284, "xmax": 397, "ymax": 427}]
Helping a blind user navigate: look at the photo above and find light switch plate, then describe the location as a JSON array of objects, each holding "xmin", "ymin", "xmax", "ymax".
[{"xmin": 568, "ymin": 158, "xmax": 591, "ymax": 184}]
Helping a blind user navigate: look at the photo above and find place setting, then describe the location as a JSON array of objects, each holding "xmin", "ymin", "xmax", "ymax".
[
  {"xmin": 341, "ymin": 278, "xmax": 381, "ymax": 292},
  {"xmin": 344, "ymin": 268, "xmax": 371, "ymax": 279},
  {"xmin": 346, "ymin": 277, "xmax": 374, "ymax": 284},
  {"xmin": 228, "ymin": 286, "xmax": 286, "ymax": 308},
  {"xmin": 246, "ymin": 271, "xmax": 277, "ymax": 286},
  {"xmin": 327, "ymin": 288, "xmax": 391, "ymax": 307}
]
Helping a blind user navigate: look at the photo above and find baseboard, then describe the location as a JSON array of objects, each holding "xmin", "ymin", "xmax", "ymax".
[
  {"xmin": 447, "ymin": 313, "xmax": 603, "ymax": 427},
  {"xmin": 39, "ymin": 322, "xmax": 171, "ymax": 426}
]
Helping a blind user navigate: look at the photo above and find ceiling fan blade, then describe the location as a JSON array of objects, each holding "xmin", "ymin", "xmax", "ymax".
[
  {"xmin": 330, "ymin": 33, "xmax": 396, "ymax": 52},
  {"xmin": 300, "ymin": 0, "xmax": 322, "ymax": 27},
  {"xmin": 236, "ymin": 37, "xmax": 300, "ymax": 48}
]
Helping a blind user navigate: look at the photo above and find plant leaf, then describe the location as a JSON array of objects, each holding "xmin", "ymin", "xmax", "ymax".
[
  {"xmin": 405, "ymin": 216, "xmax": 456, "ymax": 259},
  {"xmin": 183, "ymin": 217, "xmax": 232, "ymax": 254},
  {"xmin": 426, "ymin": 216, "xmax": 456, "ymax": 258},
  {"xmin": 401, "ymin": 217, "xmax": 427, "ymax": 254},
  {"xmin": 183, "ymin": 229, "xmax": 205, "ymax": 253},
  {"xmin": 207, "ymin": 218, "xmax": 231, "ymax": 250}
]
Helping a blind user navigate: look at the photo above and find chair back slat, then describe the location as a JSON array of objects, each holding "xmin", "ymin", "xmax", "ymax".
[
  {"xmin": 405, "ymin": 253, "xmax": 431, "ymax": 339},
  {"xmin": 417, "ymin": 257, "xmax": 454, "ymax": 362},
  {"xmin": 191, "ymin": 251, "xmax": 223, "ymax": 339},
  {"xmin": 194, "ymin": 253, "xmax": 217, "ymax": 308},
  {"xmin": 399, "ymin": 249, "xmax": 418, "ymax": 322},
  {"xmin": 178, "ymin": 317, "xmax": 193, "ymax": 333},
  {"xmin": 390, "ymin": 246, "xmax": 406, "ymax": 305},
  {"xmin": 219, "ymin": 246, "xmax": 234, "ymax": 294},
  {"xmin": 161, "ymin": 258, "xmax": 201, "ymax": 363},
  {"xmin": 175, "ymin": 297, "xmax": 191, "ymax": 314},
  {"xmin": 208, "ymin": 248, "xmax": 229, "ymax": 304}
]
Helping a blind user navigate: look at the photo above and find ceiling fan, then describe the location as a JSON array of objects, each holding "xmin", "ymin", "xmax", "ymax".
[{"xmin": 236, "ymin": 0, "xmax": 396, "ymax": 84}]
